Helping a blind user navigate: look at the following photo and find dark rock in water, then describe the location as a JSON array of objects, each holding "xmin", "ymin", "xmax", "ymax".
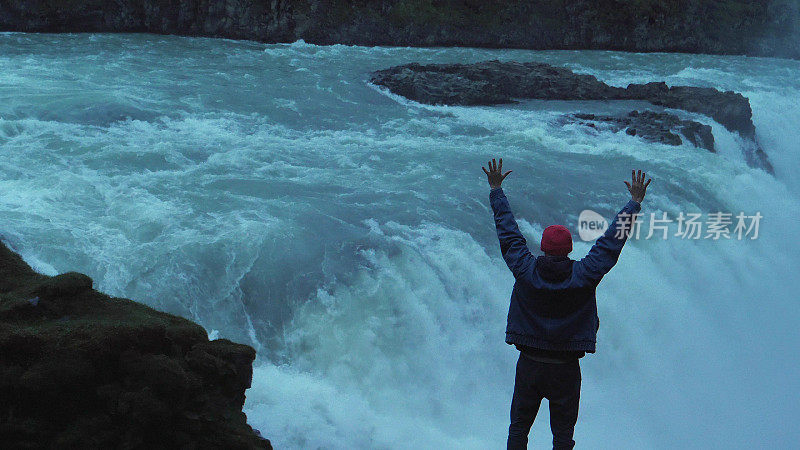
[
  {"xmin": 571, "ymin": 110, "xmax": 716, "ymax": 152},
  {"xmin": 370, "ymin": 61, "xmax": 754, "ymax": 136},
  {"xmin": 623, "ymin": 82, "xmax": 756, "ymax": 139},
  {"xmin": 750, "ymin": 146, "xmax": 774, "ymax": 173},
  {"xmin": 681, "ymin": 121, "xmax": 717, "ymax": 152},
  {"xmin": 378, "ymin": 66, "xmax": 514, "ymax": 105},
  {"xmin": 371, "ymin": 60, "xmax": 773, "ymax": 172},
  {"xmin": 0, "ymin": 241, "xmax": 271, "ymax": 449},
  {"xmin": 370, "ymin": 61, "xmax": 625, "ymax": 106}
]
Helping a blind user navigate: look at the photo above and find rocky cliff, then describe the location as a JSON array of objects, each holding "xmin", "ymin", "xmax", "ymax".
[
  {"xmin": 0, "ymin": 0, "xmax": 798, "ymax": 58},
  {"xmin": 0, "ymin": 240, "xmax": 270, "ymax": 448}
]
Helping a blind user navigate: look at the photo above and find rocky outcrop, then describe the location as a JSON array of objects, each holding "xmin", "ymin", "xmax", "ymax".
[
  {"xmin": 370, "ymin": 61, "xmax": 756, "ymax": 136},
  {"xmin": 0, "ymin": 0, "xmax": 798, "ymax": 59},
  {"xmin": 370, "ymin": 61, "xmax": 623, "ymax": 106},
  {"xmin": 0, "ymin": 240, "xmax": 270, "ymax": 448},
  {"xmin": 569, "ymin": 110, "xmax": 716, "ymax": 151},
  {"xmin": 370, "ymin": 60, "xmax": 773, "ymax": 172},
  {"xmin": 623, "ymin": 82, "xmax": 757, "ymax": 139}
]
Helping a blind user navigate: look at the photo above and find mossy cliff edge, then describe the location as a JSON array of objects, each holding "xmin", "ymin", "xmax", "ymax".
[
  {"xmin": 0, "ymin": 0, "xmax": 798, "ymax": 59},
  {"xmin": 0, "ymin": 240, "xmax": 270, "ymax": 449}
]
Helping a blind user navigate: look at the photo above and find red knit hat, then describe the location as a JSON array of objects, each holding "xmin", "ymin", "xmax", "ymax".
[{"xmin": 541, "ymin": 225, "xmax": 573, "ymax": 256}]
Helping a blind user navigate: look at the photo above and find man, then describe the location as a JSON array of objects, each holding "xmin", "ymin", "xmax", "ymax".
[{"xmin": 482, "ymin": 158, "xmax": 651, "ymax": 449}]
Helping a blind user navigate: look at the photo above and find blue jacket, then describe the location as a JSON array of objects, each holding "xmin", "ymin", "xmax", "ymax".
[{"xmin": 490, "ymin": 188, "xmax": 641, "ymax": 354}]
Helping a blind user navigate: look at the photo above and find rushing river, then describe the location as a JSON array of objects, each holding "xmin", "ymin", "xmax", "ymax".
[{"xmin": 1, "ymin": 33, "xmax": 798, "ymax": 448}]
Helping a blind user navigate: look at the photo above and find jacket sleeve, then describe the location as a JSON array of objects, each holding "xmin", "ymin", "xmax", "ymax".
[
  {"xmin": 490, "ymin": 188, "xmax": 535, "ymax": 279},
  {"xmin": 574, "ymin": 199, "xmax": 641, "ymax": 283}
]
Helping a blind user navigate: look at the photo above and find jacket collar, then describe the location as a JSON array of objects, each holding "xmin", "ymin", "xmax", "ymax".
[{"xmin": 536, "ymin": 255, "xmax": 573, "ymax": 283}]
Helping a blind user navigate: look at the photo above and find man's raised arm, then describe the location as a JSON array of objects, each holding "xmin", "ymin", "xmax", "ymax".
[
  {"xmin": 483, "ymin": 158, "xmax": 534, "ymax": 279},
  {"xmin": 575, "ymin": 170, "xmax": 651, "ymax": 282}
]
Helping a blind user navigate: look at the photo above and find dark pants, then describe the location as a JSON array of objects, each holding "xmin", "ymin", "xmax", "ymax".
[{"xmin": 507, "ymin": 354, "xmax": 581, "ymax": 450}]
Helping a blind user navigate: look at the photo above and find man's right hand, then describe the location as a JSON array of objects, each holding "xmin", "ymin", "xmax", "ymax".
[
  {"xmin": 624, "ymin": 170, "xmax": 651, "ymax": 203},
  {"xmin": 482, "ymin": 158, "xmax": 512, "ymax": 190}
]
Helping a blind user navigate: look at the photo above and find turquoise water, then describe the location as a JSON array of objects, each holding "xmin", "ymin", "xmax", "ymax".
[{"xmin": 1, "ymin": 33, "xmax": 798, "ymax": 448}]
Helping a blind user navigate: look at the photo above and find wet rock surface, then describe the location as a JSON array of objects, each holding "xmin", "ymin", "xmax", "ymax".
[
  {"xmin": 570, "ymin": 110, "xmax": 716, "ymax": 151},
  {"xmin": 623, "ymin": 82, "xmax": 757, "ymax": 139},
  {"xmin": 370, "ymin": 61, "xmax": 623, "ymax": 105},
  {"xmin": 0, "ymin": 240, "xmax": 271, "ymax": 449},
  {"xmin": 370, "ymin": 61, "xmax": 755, "ymax": 136}
]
